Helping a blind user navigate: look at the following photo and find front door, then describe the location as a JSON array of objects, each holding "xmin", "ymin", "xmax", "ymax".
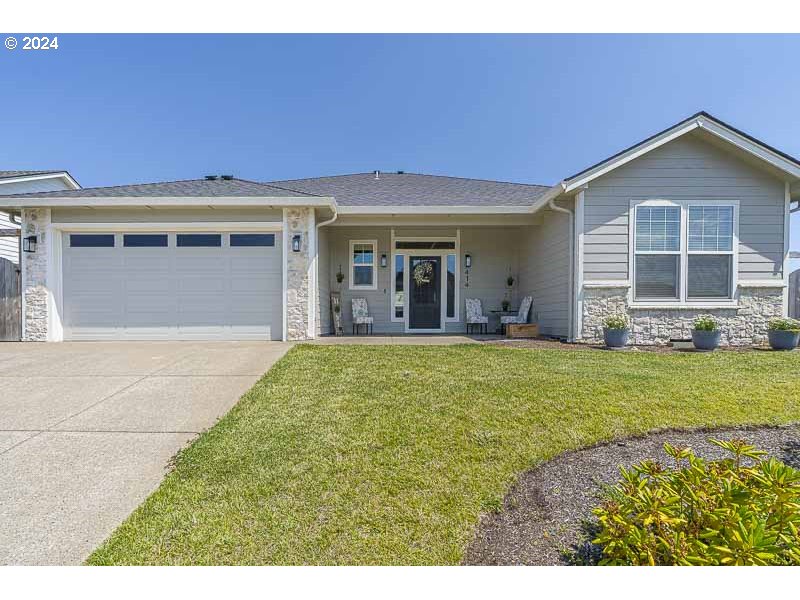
[{"xmin": 409, "ymin": 256, "xmax": 441, "ymax": 330}]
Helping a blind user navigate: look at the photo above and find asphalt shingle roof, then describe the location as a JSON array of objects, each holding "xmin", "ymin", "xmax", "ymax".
[
  {"xmin": 0, "ymin": 170, "xmax": 65, "ymax": 180},
  {"xmin": 2, "ymin": 178, "xmax": 319, "ymax": 199},
  {"xmin": 265, "ymin": 173, "xmax": 551, "ymax": 206}
]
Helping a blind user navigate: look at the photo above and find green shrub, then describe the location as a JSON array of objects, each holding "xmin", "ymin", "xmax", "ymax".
[
  {"xmin": 603, "ymin": 314, "xmax": 628, "ymax": 330},
  {"xmin": 592, "ymin": 439, "xmax": 800, "ymax": 565},
  {"xmin": 768, "ymin": 318, "xmax": 800, "ymax": 332},
  {"xmin": 693, "ymin": 315, "xmax": 718, "ymax": 332}
]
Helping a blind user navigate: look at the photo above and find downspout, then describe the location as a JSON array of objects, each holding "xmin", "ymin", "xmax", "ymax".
[
  {"xmin": 314, "ymin": 201, "xmax": 338, "ymax": 337},
  {"xmin": 547, "ymin": 198, "xmax": 575, "ymax": 342}
]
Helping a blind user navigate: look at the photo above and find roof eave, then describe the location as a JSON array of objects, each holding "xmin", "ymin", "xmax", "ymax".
[
  {"xmin": 0, "ymin": 196, "xmax": 336, "ymax": 209},
  {"xmin": 336, "ymin": 205, "xmax": 539, "ymax": 215},
  {"xmin": 0, "ymin": 171, "xmax": 80, "ymax": 189}
]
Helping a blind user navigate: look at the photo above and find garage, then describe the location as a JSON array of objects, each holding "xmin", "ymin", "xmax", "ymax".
[{"xmin": 62, "ymin": 230, "xmax": 283, "ymax": 340}]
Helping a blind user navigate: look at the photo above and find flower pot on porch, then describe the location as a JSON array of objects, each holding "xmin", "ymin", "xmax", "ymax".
[
  {"xmin": 768, "ymin": 329, "xmax": 800, "ymax": 351},
  {"xmin": 603, "ymin": 327, "xmax": 629, "ymax": 348},
  {"xmin": 691, "ymin": 329, "xmax": 721, "ymax": 351}
]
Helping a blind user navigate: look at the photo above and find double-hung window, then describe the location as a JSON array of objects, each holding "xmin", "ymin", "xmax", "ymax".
[
  {"xmin": 686, "ymin": 206, "xmax": 734, "ymax": 299},
  {"xmin": 350, "ymin": 240, "xmax": 377, "ymax": 290},
  {"xmin": 633, "ymin": 205, "xmax": 681, "ymax": 300},
  {"xmin": 632, "ymin": 201, "xmax": 736, "ymax": 304}
]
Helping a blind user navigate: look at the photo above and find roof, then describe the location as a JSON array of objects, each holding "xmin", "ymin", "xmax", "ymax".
[
  {"xmin": 563, "ymin": 110, "xmax": 800, "ymax": 187},
  {"xmin": 265, "ymin": 172, "xmax": 551, "ymax": 207},
  {"xmin": 0, "ymin": 170, "xmax": 68, "ymax": 180},
  {"xmin": 1, "ymin": 177, "xmax": 320, "ymax": 199}
]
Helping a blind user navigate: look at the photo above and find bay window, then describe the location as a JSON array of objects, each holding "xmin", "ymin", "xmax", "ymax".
[{"xmin": 633, "ymin": 201, "xmax": 737, "ymax": 304}]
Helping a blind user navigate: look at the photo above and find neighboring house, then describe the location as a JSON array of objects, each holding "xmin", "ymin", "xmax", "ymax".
[
  {"xmin": 0, "ymin": 171, "xmax": 80, "ymax": 263},
  {"xmin": 1, "ymin": 111, "xmax": 798, "ymax": 345}
]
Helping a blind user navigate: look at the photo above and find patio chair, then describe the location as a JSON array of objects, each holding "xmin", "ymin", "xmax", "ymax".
[
  {"xmin": 465, "ymin": 298, "xmax": 489, "ymax": 334},
  {"xmin": 500, "ymin": 296, "xmax": 533, "ymax": 334},
  {"xmin": 351, "ymin": 298, "xmax": 374, "ymax": 335}
]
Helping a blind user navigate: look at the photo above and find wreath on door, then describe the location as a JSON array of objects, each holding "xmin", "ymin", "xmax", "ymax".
[{"xmin": 412, "ymin": 261, "xmax": 434, "ymax": 286}]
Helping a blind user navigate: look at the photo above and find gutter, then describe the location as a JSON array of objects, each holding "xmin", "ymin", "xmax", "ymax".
[
  {"xmin": 547, "ymin": 197, "xmax": 576, "ymax": 342},
  {"xmin": 313, "ymin": 203, "xmax": 339, "ymax": 338}
]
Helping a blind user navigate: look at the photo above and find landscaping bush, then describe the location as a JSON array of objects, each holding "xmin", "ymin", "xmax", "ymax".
[
  {"xmin": 592, "ymin": 439, "xmax": 800, "ymax": 565},
  {"xmin": 603, "ymin": 314, "xmax": 629, "ymax": 330},
  {"xmin": 768, "ymin": 318, "xmax": 800, "ymax": 332},
  {"xmin": 692, "ymin": 315, "xmax": 718, "ymax": 331}
]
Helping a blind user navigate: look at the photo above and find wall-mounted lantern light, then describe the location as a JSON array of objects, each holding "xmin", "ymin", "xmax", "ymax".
[
  {"xmin": 380, "ymin": 253, "xmax": 387, "ymax": 268},
  {"xmin": 464, "ymin": 253, "xmax": 472, "ymax": 268},
  {"xmin": 292, "ymin": 234, "xmax": 301, "ymax": 252},
  {"xmin": 23, "ymin": 235, "xmax": 37, "ymax": 253}
]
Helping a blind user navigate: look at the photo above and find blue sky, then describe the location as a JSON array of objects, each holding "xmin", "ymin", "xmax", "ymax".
[{"xmin": 2, "ymin": 34, "xmax": 800, "ymax": 251}]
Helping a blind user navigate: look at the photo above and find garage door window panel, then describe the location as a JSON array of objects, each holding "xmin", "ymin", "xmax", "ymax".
[
  {"xmin": 124, "ymin": 234, "xmax": 168, "ymax": 247},
  {"xmin": 230, "ymin": 233, "xmax": 275, "ymax": 247},
  {"xmin": 70, "ymin": 234, "xmax": 115, "ymax": 248},
  {"xmin": 177, "ymin": 234, "xmax": 222, "ymax": 247}
]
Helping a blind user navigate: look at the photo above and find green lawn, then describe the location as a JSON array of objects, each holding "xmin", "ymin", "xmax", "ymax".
[{"xmin": 87, "ymin": 344, "xmax": 800, "ymax": 565}]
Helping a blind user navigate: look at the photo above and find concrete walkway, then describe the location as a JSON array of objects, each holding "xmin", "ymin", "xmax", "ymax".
[{"xmin": 0, "ymin": 340, "xmax": 292, "ymax": 565}]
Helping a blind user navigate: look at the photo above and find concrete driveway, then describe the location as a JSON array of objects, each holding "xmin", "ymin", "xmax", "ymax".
[{"xmin": 0, "ymin": 340, "xmax": 292, "ymax": 565}]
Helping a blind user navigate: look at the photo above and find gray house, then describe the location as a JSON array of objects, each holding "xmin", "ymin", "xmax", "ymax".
[{"xmin": 1, "ymin": 111, "xmax": 798, "ymax": 345}]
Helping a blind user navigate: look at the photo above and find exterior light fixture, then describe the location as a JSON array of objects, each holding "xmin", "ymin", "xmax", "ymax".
[
  {"xmin": 292, "ymin": 234, "xmax": 301, "ymax": 252},
  {"xmin": 464, "ymin": 253, "xmax": 472, "ymax": 268},
  {"xmin": 380, "ymin": 253, "xmax": 387, "ymax": 268},
  {"xmin": 23, "ymin": 235, "xmax": 37, "ymax": 253}
]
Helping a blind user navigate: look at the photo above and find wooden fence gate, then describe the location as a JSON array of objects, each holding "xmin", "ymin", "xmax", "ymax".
[{"xmin": 0, "ymin": 257, "xmax": 21, "ymax": 341}]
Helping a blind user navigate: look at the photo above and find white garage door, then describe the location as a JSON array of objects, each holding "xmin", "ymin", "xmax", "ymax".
[{"xmin": 62, "ymin": 231, "xmax": 283, "ymax": 340}]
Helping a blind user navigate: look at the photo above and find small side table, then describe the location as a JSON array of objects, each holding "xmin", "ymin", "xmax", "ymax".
[{"xmin": 490, "ymin": 309, "xmax": 518, "ymax": 334}]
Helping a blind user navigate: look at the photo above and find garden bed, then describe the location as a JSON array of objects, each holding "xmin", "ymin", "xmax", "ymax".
[
  {"xmin": 464, "ymin": 424, "xmax": 800, "ymax": 565},
  {"xmin": 486, "ymin": 338, "xmax": 768, "ymax": 353}
]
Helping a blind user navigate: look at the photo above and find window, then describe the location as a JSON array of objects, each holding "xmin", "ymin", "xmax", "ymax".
[
  {"xmin": 634, "ymin": 206, "xmax": 681, "ymax": 300},
  {"xmin": 394, "ymin": 254, "xmax": 404, "ymax": 319},
  {"xmin": 123, "ymin": 234, "xmax": 168, "ymax": 247},
  {"xmin": 70, "ymin": 234, "xmax": 115, "ymax": 248},
  {"xmin": 395, "ymin": 241, "xmax": 456, "ymax": 250},
  {"xmin": 177, "ymin": 234, "xmax": 221, "ymax": 247},
  {"xmin": 230, "ymin": 233, "xmax": 275, "ymax": 247},
  {"xmin": 350, "ymin": 240, "xmax": 376, "ymax": 290},
  {"xmin": 446, "ymin": 254, "xmax": 456, "ymax": 318},
  {"xmin": 687, "ymin": 206, "xmax": 734, "ymax": 299},
  {"xmin": 633, "ymin": 201, "xmax": 736, "ymax": 304}
]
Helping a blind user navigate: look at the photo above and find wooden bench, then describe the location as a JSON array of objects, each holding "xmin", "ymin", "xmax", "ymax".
[{"xmin": 506, "ymin": 323, "xmax": 539, "ymax": 338}]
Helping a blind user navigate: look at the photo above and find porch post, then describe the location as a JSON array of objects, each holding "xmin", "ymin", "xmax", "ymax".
[{"xmin": 283, "ymin": 207, "xmax": 315, "ymax": 341}]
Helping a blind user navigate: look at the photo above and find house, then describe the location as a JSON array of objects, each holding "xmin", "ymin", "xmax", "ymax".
[
  {"xmin": 0, "ymin": 111, "xmax": 798, "ymax": 345},
  {"xmin": 0, "ymin": 171, "xmax": 80, "ymax": 263}
]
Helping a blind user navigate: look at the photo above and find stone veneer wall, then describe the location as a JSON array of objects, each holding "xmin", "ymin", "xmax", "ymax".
[
  {"xmin": 21, "ymin": 208, "xmax": 51, "ymax": 341},
  {"xmin": 285, "ymin": 207, "xmax": 314, "ymax": 341},
  {"xmin": 581, "ymin": 285, "xmax": 784, "ymax": 346}
]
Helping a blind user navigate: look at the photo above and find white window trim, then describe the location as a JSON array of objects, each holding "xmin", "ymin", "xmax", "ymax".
[
  {"xmin": 628, "ymin": 199, "xmax": 739, "ymax": 308},
  {"xmin": 390, "ymin": 232, "xmax": 460, "ymax": 331},
  {"xmin": 349, "ymin": 239, "xmax": 378, "ymax": 291}
]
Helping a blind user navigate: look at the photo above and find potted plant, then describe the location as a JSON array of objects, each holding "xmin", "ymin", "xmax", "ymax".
[
  {"xmin": 506, "ymin": 275, "xmax": 515, "ymax": 288},
  {"xmin": 335, "ymin": 265, "xmax": 344, "ymax": 290},
  {"xmin": 767, "ymin": 318, "xmax": 800, "ymax": 350},
  {"xmin": 602, "ymin": 313, "xmax": 629, "ymax": 348},
  {"xmin": 501, "ymin": 299, "xmax": 510, "ymax": 312},
  {"xmin": 691, "ymin": 315, "xmax": 721, "ymax": 351}
]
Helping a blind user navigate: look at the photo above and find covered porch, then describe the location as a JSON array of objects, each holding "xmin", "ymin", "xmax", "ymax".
[{"xmin": 316, "ymin": 209, "xmax": 573, "ymax": 338}]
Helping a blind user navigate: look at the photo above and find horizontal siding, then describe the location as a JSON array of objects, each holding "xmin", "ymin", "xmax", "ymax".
[
  {"xmin": 317, "ymin": 226, "xmax": 331, "ymax": 335},
  {"xmin": 0, "ymin": 212, "xmax": 18, "ymax": 264},
  {"xmin": 518, "ymin": 202, "xmax": 571, "ymax": 337},
  {"xmin": 583, "ymin": 133, "xmax": 786, "ymax": 282}
]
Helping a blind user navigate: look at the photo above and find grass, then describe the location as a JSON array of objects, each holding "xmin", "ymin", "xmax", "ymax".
[{"xmin": 87, "ymin": 344, "xmax": 800, "ymax": 565}]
